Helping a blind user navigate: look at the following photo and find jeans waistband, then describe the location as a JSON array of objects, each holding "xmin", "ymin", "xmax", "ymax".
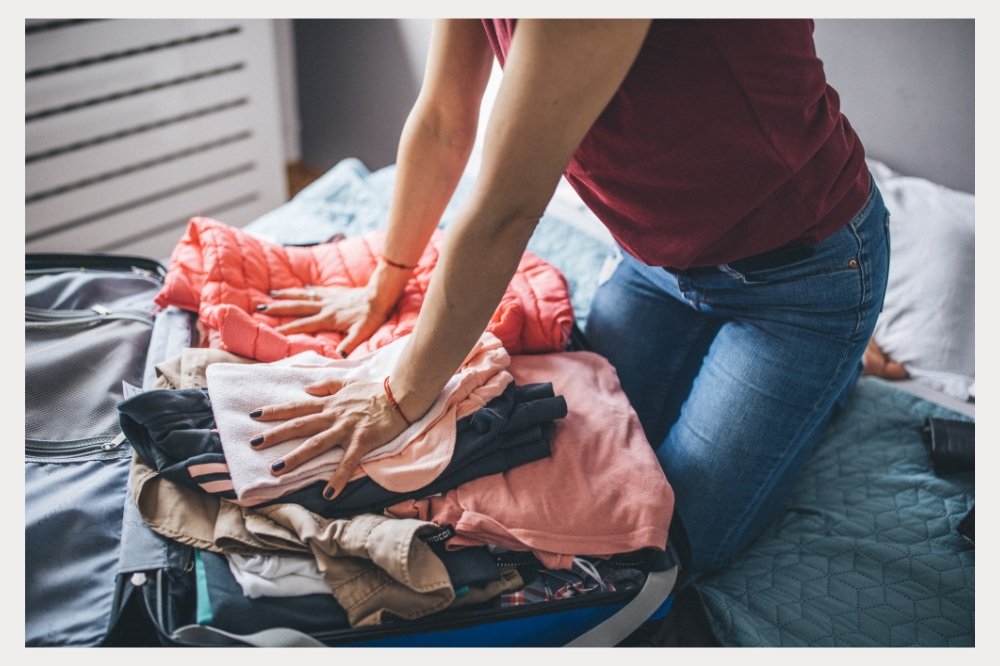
[{"xmin": 664, "ymin": 242, "xmax": 816, "ymax": 277}]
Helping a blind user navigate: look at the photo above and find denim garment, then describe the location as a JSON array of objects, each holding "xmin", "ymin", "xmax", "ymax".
[{"xmin": 585, "ymin": 181, "xmax": 890, "ymax": 575}]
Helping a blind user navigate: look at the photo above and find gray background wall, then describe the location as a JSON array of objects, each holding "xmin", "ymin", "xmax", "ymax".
[
  {"xmin": 290, "ymin": 19, "xmax": 975, "ymax": 193},
  {"xmin": 293, "ymin": 19, "xmax": 430, "ymax": 172},
  {"xmin": 813, "ymin": 19, "xmax": 974, "ymax": 193}
]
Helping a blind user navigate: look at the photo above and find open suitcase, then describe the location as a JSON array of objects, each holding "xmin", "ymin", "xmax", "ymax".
[{"xmin": 25, "ymin": 251, "xmax": 679, "ymax": 648}]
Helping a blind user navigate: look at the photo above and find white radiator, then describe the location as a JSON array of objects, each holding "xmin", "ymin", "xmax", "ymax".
[{"xmin": 25, "ymin": 18, "xmax": 288, "ymax": 261}]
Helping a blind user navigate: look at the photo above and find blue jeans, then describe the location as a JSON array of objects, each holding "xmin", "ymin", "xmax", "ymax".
[{"xmin": 584, "ymin": 181, "xmax": 890, "ymax": 576}]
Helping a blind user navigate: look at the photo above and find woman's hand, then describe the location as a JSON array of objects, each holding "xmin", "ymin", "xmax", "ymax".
[
  {"xmin": 248, "ymin": 376, "xmax": 412, "ymax": 499},
  {"xmin": 260, "ymin": 285, "xmax": 391, "ymax": 357},
  {"xmin": 862, "ymin": 337, "xmax": 908, "ymax": 379},
  {"xmin": 258, "ymin": 259, "xmax": 415, "ymax": 357}
]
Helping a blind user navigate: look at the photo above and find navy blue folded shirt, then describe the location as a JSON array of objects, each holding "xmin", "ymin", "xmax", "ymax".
[{"xmin": 118, "ymin": 381, "xmax": 566, "ymax": 516}]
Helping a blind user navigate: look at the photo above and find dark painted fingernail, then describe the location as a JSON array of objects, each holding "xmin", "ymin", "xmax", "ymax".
[
  {"xmin": 323, "ymin": 487, "xmax": 335, "ymax": 500},
  {"xmin": 338, "ymin": 350, "xmax": 347, "ymax": 359},
  {"xmin": 249, "ymin": 409, "xmax": 262, "ymax": 418},
  {"xmin": 250, "ymin": 435, "xmax": 264, "ymax": 447},
  {"xmin": 271, "ymin": 459, "xmax": 285, "ymax": 472},
  {"xmin": 256, "ymin": 304, "xmax": 267, "ymax": 312}
]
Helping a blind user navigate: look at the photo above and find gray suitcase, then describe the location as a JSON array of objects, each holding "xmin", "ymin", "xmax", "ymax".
[{"xmin": 24, "ymin": 253, "xmax": 679, "ymax": 648}]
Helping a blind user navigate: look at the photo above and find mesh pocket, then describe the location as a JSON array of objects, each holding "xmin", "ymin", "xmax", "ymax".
[{"xmin": 26, "ymin": 319, "xmax": 152, "ymax": 446}]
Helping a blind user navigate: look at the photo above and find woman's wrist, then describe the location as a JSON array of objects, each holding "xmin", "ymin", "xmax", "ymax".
[
  {"xmin": 365, "ymin": 260, "xmax": 412, "ymax": 315},
  {"xmin": 382, "ymin": 376, "xmax": 414, "ymax": 426},
  {"xmin": 384, "ymin": 374, "xmax": 436, "ymax": 428},
  {"xmin": 380, "ymin": 255, "xmax": 418, "ymax": 271}
]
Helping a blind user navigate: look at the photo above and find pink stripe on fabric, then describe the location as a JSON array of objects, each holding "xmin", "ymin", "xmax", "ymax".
[
  {"xmin": 199, "ymin": 479, "xmax": 235, "ymax": 493},
  {"xmin": 188, "ymin": 462, "xmax": 232, "ymax": 477}
]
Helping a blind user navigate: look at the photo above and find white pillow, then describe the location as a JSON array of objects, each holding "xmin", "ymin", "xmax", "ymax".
[{"xmin": 868, "ymin": 159, "xmax": 975, "ymax": 401}]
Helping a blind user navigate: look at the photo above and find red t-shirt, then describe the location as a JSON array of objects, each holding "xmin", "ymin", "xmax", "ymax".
[{"xmin": 482, "ymin": 19, "xmax": 871, "ymax": 270}]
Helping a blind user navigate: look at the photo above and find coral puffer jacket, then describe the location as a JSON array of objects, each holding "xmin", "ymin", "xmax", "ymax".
[{"xmin": 155, "ymin": 217, "xmax": 574, "ymax": 362}]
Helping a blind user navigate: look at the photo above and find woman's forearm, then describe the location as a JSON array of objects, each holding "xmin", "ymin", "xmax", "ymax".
[
  {"xmin": 385, "ymin": 20, "xmax": 651, "ymax": 419},
  {"xmin": 390, "ymin": 194, "xmax": 542, "ymax": 419},
  {"xmin": 382, "ymin": 102, "xmax": 478, "ymax": 265},
  {"xmin": 364, "ymin": 103, "xmax": 480, "ymax": 312},
  {"xmin": 370, "ymin": 20, "xmax": 494, "ymax": 308}
]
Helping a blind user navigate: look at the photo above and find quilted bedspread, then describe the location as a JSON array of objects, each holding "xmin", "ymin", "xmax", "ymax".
[
  {"xmin": 696, "ymin": 377, "xmax": 974, "ymax": 646},
  {"xmin": 243, "ymin": 158, "xmax": 974, "ymax": 647}
]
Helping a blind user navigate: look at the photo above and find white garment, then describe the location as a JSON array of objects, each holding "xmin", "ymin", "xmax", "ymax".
[
  {"xmin": 226, "ymin": 553, "xmax": 331, "ymax": 599},
  {"xmin": 867, "ymin": 158, "xmax": 975, "ymax": 401},
  {"xmin": 207, "ymin": 332, "xmax": 512, "ymax": 504}
]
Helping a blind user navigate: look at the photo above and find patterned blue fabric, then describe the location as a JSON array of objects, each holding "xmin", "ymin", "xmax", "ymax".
[{"xmin": 695, "ymin": 378, "xmax": 974, "ymax": 646}]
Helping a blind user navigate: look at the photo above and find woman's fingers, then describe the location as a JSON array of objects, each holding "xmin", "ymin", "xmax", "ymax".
[
  {"xmin": 862, "ymin": 338, "xmax": 908, "ymax": 379},
  {"xmin": 247, "ymin": 379, "xmax": 409, "ymax": 499},
  {"xmin": 257, "ymin": 300, "xmax": 323, "ymax": 317},
  {"xmin": 275, "ymin": 312, "xmax": 338, "ymax": 335},
  {"xmin": 249, "ymin": 398, "xmax": 326, "ymax": 422},
  {"xmin": 250, "ymin": 411, "xmax": 332, "ymax": 450},
  {"xmin": 305, "ymin": 377, "xmax": 348, "ymax": 396},
  {"xmin": 268, "ymin": 287, "xmax": 323, "ymax": 301},
  {"xmin": 258, "ymin": 285, "xmax": 385, "ymax": 345},
  {"xmin": 336, "ymin": 319, "xmax": 379, "ymax": 357},
  {"xmin": 269, "ymin": 425, "xmax": 350, "ymax": 478},
  {"xmin": 878, "ymin": 359, "xmax": 909, "ymax": 379},
  {"xmin": 322, "ymin": 437, "xmax": 369, "ymax": 500}
]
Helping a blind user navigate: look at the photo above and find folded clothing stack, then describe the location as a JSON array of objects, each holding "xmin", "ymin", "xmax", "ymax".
[{"xmin": 119, "ymin": 379, "xmax": 567, "ymax": 519}]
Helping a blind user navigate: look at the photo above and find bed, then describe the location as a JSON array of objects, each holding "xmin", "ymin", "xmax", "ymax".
[{"xmin": 240, "ymin": 153, "xmax": 975, "ymax": 647}]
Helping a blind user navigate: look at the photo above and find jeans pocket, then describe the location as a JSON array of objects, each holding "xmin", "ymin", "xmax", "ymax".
[{"xmin": 720, "ymin": 227, "xmax": 859, "ymax": 286}]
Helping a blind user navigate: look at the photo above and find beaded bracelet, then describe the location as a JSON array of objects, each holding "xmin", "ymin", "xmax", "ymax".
[
  {"xmin": 383, "ymin": 376, "xmax": 413, "ymax": 427},
  {"xmin": 381, "ymin": 256, "xmax": 418, "ymax": 270}
]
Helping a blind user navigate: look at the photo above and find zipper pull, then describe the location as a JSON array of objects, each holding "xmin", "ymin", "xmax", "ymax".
[
  {"xmin": 131, "ymin": 265, "xmax": 162, "ymax": 280},
  {"xmin": 101, "ymin": 432, "xmax": 127, "ymax": 451},
  {"xmin": 92, "ymin": 304, "xmax": 110, "ymax": 316}
]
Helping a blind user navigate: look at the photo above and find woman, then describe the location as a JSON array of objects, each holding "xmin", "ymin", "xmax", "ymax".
[{"xmin": 248, "ymin": 19, "xmax": 890, "ymax": 575}]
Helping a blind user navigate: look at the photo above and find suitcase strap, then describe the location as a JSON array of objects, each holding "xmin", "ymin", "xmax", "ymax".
[
  {"xmin": 170, "ymin": 624, "xmax": 326, "ymax": 648},
  {"xmin": 563, "ymin": 564, "xmax": 678, "ymax": 647}
]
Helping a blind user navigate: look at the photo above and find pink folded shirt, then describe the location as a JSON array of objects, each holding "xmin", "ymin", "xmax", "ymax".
[
  {"xmin": 207, "ymin": 332, "xmax": 513, "ymax": 505},
  {"xmin": 388, "ymin": 351, "xmax": 675, "ymax": 569}
]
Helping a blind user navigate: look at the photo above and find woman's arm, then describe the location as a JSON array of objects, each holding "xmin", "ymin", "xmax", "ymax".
[
  {"xmin": 263, "ymin": 20, "xmax": 495, "ymax": 355},
  {"xmin": 390, "ymin": 19, "xmax": 652, "ymax": 423},
  {"xmin": 254, "ymin": 19, "xmax": 652, "ymax": 499}
]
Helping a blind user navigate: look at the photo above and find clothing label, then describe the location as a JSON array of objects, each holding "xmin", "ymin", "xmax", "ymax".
[
  {"xmin": 422, "ymin": 524, "xmax": 456, "ymax": 544},
  {"xmin": 122, "ymin": 380, "xmax": 143, "ymax": 399}
]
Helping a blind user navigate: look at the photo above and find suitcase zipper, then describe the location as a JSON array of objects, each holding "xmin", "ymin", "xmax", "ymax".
[
  {"xmin": 25, "ymin": 431, "xmax": 128, "ymax": 459},
  {"xmin": 25, "ymin": 305, "xmax": 154, "ymax": 328}
]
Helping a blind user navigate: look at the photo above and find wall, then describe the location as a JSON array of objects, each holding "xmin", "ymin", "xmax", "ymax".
[
  {"xmin": 274, "ymin": 18, "xmax": 300, "ymax": 163},
  {"xmin": 293, "ymin": 19, "xmax": 429, "ymax": 172},
  {"xmin": 813, "ymin": 19, "xmax": 974, "ymax": 193},
  {"xmin": 292, "ymin": 19, "xmax": 975, "ymax": 193}
]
